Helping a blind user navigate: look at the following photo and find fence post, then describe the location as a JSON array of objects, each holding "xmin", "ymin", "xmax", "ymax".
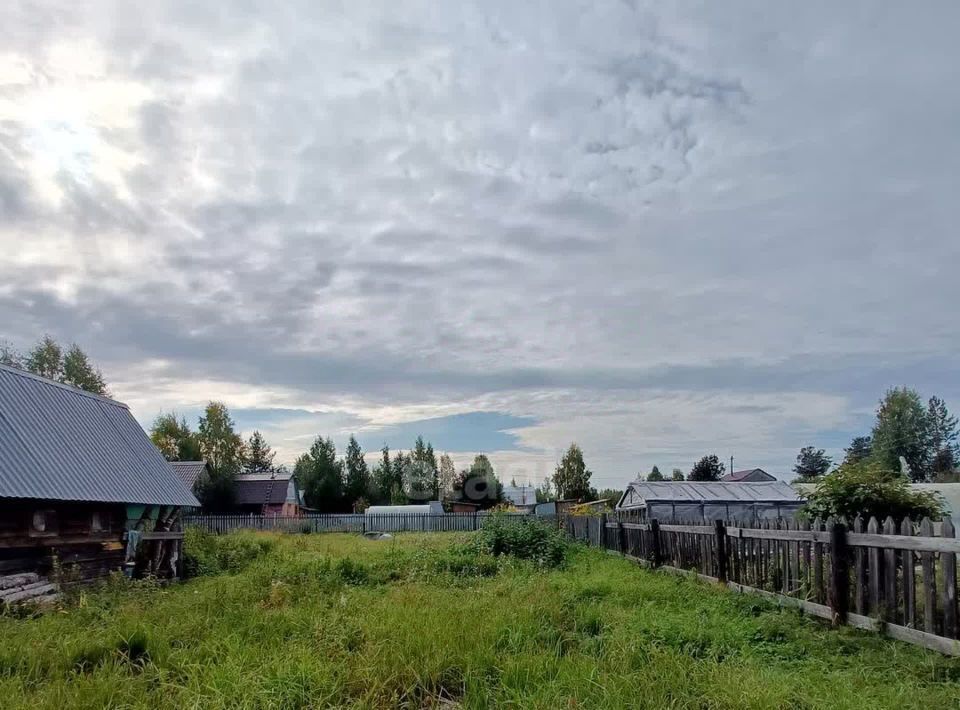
[
  {"xmin": 829, "ymin": 520, "xmax": 849, "ymax": 625},
  {"xmin": 650, "ymin": 519, "xmax": 661, "ymax": 567},
  {"xmin": 618, "ymin": 518, "xmax": 626, "ymax": 556},
  {"xmin": 715, "ymin": 519, "xmax": 728, "ymax": 584},
  {"xmin": 599, "ymin": 512, "xmax": 607, "ymax": 549}
]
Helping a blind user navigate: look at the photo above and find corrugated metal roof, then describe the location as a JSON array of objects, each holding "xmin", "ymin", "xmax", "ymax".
[
  {"xmin": 234, "ymin": 473, "xmax": 292, "ymax": 505},
  {"xmin": 170, "ymin": 461, "xmax": 208, "ymax": 490},
  {"xmin": 623, "ymin": 480, "xmax": 800, "ymax": 505},
  {"xmin": 0, "ymin": 364, "xmax": 200, "ymax": 507}
]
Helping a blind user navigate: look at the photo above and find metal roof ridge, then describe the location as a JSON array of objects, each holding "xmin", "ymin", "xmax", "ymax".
[{"xmin": 0, "ymin": 363, "xmax": 128, "ymax": 409}]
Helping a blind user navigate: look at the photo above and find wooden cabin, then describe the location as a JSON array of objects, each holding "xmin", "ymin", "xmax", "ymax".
[{"xmin": 0, "ymin": 364, "xmax": 200, "ymax": 604}]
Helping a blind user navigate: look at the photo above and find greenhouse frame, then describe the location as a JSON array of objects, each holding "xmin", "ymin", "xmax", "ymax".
[{"xmin": 615, "ymin": 480, "xmax": 803, "ymax": 524}]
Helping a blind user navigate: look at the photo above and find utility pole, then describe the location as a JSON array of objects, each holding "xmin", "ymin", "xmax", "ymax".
[{"xmin": 730, "ymin": 455, "xmax": 734, "ymax": 475}]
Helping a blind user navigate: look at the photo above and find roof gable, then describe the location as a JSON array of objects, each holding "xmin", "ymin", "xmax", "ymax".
[
  {"xmin": 721, "ymin": 468, "xmax": 776, "ymax": 482},
  {"xmin": 0, "ymin": 364, "xmax": 199, "ymax": 507},
  {"xmin": 171, "ymin": 461, "xmax": 209, "ymax": 490}
]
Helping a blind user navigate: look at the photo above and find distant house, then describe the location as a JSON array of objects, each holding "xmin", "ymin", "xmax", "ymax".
[
  {"xmin": 721, "ymin": 468, "xmax": 777, "ymax": 483},
  {"xmin": 501, "ymin": 484, "xmax": 537, "ymax": 509},
  {"xmin": 0, "ymin": 364, "xmax": 199, "ymax": 601},
  {"xmin": 447, "ymin": 500, "xmax": 482, "ymax": 513},
  {"xmin": 616, "ymin": 480, "xmax": 802, "ymax": 523},
  {"xmin": 232, "ymin": 472, "xmax": 303, "ymax": 516}
]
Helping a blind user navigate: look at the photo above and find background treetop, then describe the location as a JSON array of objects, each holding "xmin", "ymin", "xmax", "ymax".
[{"xmin": 2, "ymin": 335, "xmax": 108, "ymax": 395}]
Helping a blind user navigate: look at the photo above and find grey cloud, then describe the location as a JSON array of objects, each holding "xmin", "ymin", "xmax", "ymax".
[{"xmin": 1, "ymin": 1, "xmax": 959, "ymax": 479}]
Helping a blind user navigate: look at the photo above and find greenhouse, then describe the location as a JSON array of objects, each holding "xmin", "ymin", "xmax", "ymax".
[{"xmin": 615, "ymin": 480, "xmax": 802, "ymax": 523}]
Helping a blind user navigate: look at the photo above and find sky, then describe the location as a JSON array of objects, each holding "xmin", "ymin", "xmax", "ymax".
[{"xmin": 1, "ymin": 2, "xmax": 959, "ymax": 488}]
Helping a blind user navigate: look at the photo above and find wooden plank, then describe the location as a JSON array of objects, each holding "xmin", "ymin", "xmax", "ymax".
[
  {"xmin": 813, "ymin": 518, "xmax": 824, "ymax": 604},
  {"xmin": 853, "ymin": 516, "xmax": 865, "ymax": 614},
  {"xmin": 829, "ymin": 520, "xmax": 849, "ymax": 624},
  {"xmin": 139, "ymin": 531, "xmax": 185, "ymax": 541},
  {"xmin": 658, "ymin": 524, "xmax": 716, "ymax": 535},
  {"xmin": 901, "ymin": 517, "xmax": 916, "ymax": 628},
  {"xmin": 921, "ymin": 517, "xmax": 937, "ymax": 635},
  {"xmin": 943, "ymin": 518, "xmax": 958, "ymax": 639},
  {"xmin": 845, "ymin": 533, "xmax": 960, "ymax": 554},
  {"xmin": 726, "ymin": 527, "xmax": 824, "ymax": 542},
  {"xmin": 867, "ymin": 517, "xmax": 881, "ymax": 616},
  {"xmin": 883, "ymin": 517, "xmax": 898, "ymax": 622},
  {"xmin": 846, "ymin": 612, "xmax": 960, "ymax": 656}
]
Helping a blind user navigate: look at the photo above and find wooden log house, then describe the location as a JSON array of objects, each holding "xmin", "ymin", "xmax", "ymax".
[{"xmin": 0, "ymin": 363, "xmax": 199, "ymax": 604}]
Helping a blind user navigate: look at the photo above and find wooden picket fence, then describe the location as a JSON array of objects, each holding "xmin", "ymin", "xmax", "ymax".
[
  {"xmin": 184, "ymin": 512, "xmax": 534, "ymax": 535},
  {"xmin": 566, "ymin": 514, "xmax": 960, "ymax": 656}
]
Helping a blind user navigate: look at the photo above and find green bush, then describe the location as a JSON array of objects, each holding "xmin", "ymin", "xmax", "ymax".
[
  {"xmin": 802, "ymin": 461, "xmax": 945, "ymax": 522},
  {"xmin": 182, "ymin": 529, "xmax": 276, "ymax": 576},
  {"xmin": 472, "ymin": 515, "xmax": 568, "ymax": 568}
]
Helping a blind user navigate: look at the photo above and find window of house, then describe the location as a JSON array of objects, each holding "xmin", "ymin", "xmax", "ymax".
[
  {"xmin": 91, "ymin": 511, "xmax": 105, "ymax": 532},
  {"xmin": 30, "ymin": 509, "xmax": 58, "ymax": 536}
]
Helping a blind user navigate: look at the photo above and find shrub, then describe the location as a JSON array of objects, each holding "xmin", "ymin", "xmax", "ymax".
[
  {"xmin": 182, "ymin": 529, "xmax": 275, "ymax": 576},
  {"xmin": 472, "ymin": 515, "xmax": 568, "ymax": 568},
  {"xmin": 801, "ymin": 461, "xmax": 945, "ymax": 522}
]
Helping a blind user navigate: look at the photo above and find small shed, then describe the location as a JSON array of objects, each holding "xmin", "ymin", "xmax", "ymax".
[
  {"xmin": 0, "ymin": 364, "xmax": 199, "ymax": 598},
  {"xmin": 616, "ymin": 480, "xmax": 802, "ymax": 523},
  {"xmin": 366, "ymin": 502, "xmax": 445, "ymax": 516},
  {"xmin": 721, "ymin": 468, "xmax": 777, "ymax": 483}
]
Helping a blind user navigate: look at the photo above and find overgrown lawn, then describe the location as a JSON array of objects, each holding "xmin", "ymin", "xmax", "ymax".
[{"xmin": 2, "ymin": 528, "xmax": 959, "ymax": 708}]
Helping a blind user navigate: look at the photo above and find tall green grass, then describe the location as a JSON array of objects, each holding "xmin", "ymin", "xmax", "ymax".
[{"xmin": 1, "ymin": 530, "xmax": 958, "ymax": 708}]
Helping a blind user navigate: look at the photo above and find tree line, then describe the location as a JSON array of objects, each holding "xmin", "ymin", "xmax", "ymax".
[
  {"xmin": 791, "ymin": 387, "xmax": 958, "ymax": 483},
  {"xmin": 635, "ymin": 388, "xmax": 959, "ymax": 487},
  {"xmin": 150, "ymin": 401, "xmax": 609, "ymax": 513}
]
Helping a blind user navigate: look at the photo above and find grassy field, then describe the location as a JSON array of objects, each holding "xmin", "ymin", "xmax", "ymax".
[{"xmin": 2, "ymin": 528, "xmax": 960, "ymax": 709}]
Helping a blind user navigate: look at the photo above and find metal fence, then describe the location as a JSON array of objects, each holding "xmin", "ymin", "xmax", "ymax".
[
  {"xmin": 566, "ymin": 513, "xmax": 960, "ymax": 656},
  {"xmin": 184, "ymin": 512, "xmax": 537, "ymax": 535}
]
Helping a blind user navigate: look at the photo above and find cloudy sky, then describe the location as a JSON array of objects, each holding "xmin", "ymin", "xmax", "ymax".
[{"xmin": 2, "ymin": 2, "xmax": 959, "ymax": 487}]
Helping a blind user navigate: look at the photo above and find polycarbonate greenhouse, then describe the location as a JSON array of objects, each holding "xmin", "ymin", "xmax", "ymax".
[{"xmin": 615, "ymin": 481, "xmax": 803, "ymax": 523}]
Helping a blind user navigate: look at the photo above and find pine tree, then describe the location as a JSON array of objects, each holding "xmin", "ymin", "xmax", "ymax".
[
  {"xmin": 452, "ymin": 454, "xmax": 503, "ymax": 508},
  {"xmin": 689, "ymin": 455, "xmax": 725, "ymax": 481},
  {"xmin": 391, "ymin": 451, "xmax": 410, "ymax": 504},
  {"xmin": 671, "ymin": 468, "xmax": 685, "ymax": 481},
  {"xmin": 793, "ymin": 446, "xmax": 832, "ymax": 479},
  {"xmin": 647, "ymin": 465, "xmax": 664, "ymax": 481},
  {"xmin": 295, "ymin": 436, "xmax": 344, "ymax": 512},
  {"xmin": 344, "ymin": 435, "xmax": 371, "ymax": 510},
  {"xmin": 928, "ymin": 396, "xmax": 959, "ymax": 476},
  {"xmin": 372, "ymin": 445, "xmax": 393, "ymax": 504},
  {"xmin": 843, "ymin": 436, "xmax": 873, "ymax": 465},
  {"xmin": 244, "ymin": 430, "xmax": 276, "ymax": 473}
]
